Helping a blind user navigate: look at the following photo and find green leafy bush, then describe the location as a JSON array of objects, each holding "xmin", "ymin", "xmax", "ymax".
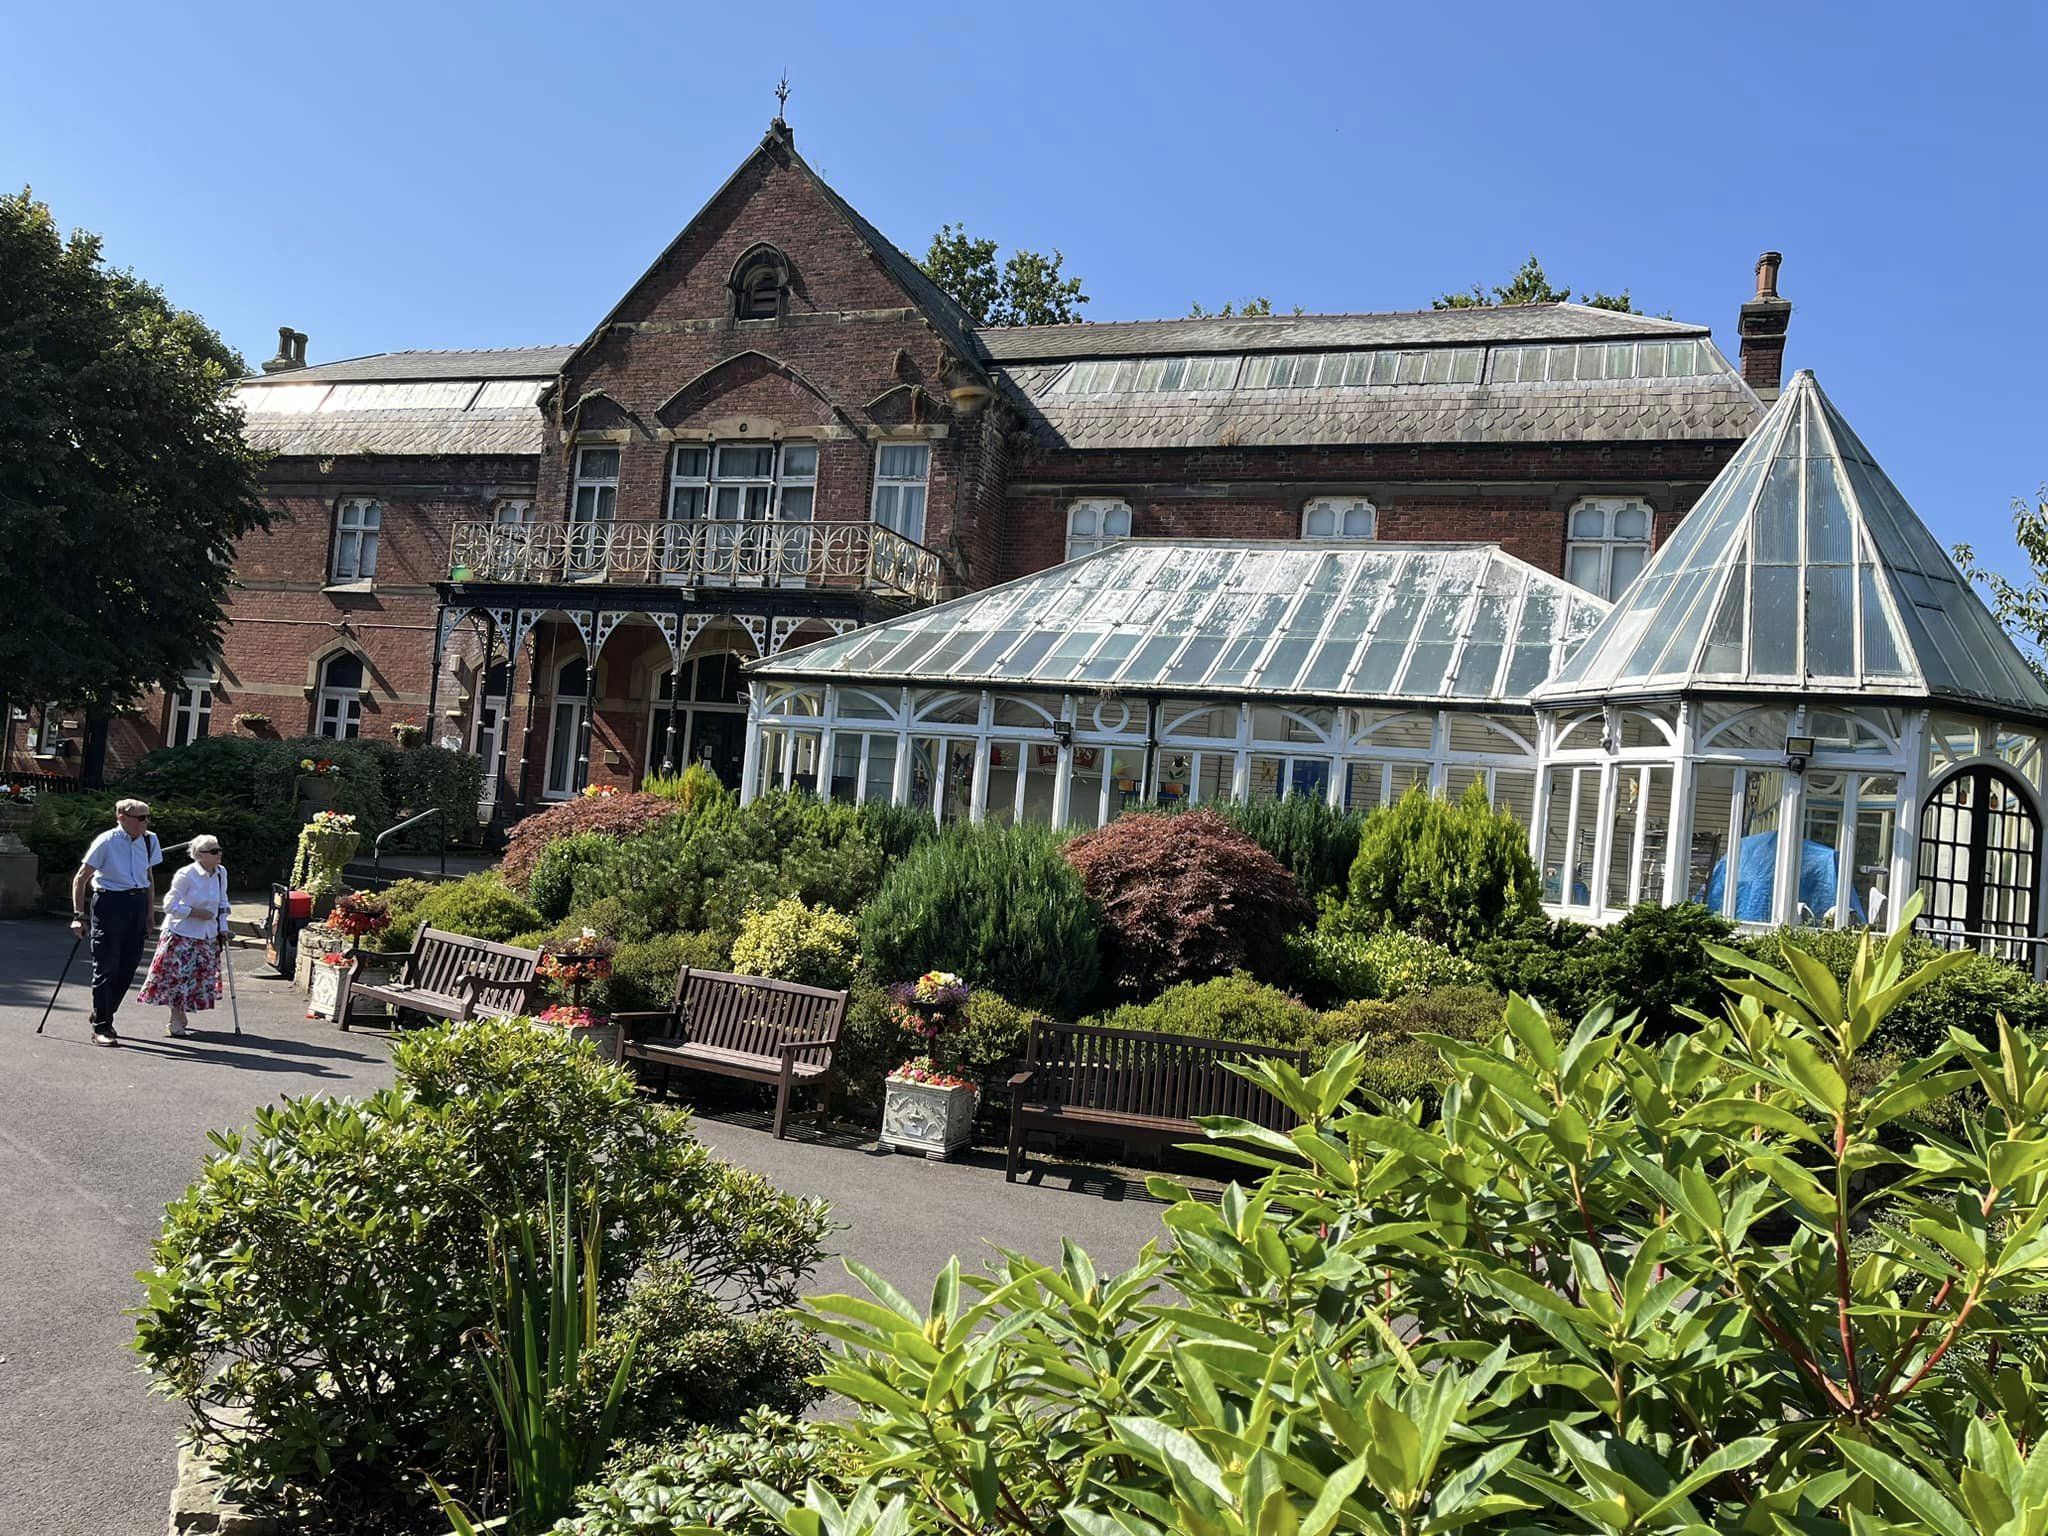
[
  {"xmin": 854, "ymin": 799, "xmax": 939, "ymax": 862},
  {"xmin": 1284, "ymin": 920, "xmax": 1486, "ymax": 1005},
  {"xmin": 829, "ymin": 977, "xmax": 904, "ymax": 1118},
  {"xmin": 1208, "ymin": 794, "xmax": 1365, "ymax": 903},
  {"xmin": 947, "ymin": 990, "xmax": 1045, "ymax": 1095},
  {"xmin": 1064, "ymin": 809, "xmax": 1311, "ymax": 994},
  {"xmin": 860, "ymin": 822, "xmax": 1099, "ymax": 1018},
  {"xmin": 1086, "ymin": 973, "xmax": 1340, "ymax": 1056},
  {"xmin": 136, "ymin": 1018, "xmax": 828, "ymax": 1529},
  {"xmin": 408, "ymin": 872, "xmax": 544, "ymax": 945},
  {"xmin": 501, "ymin": 792, "xmax": 680, "ymax": 888},
  {"xmin": 1320, "ymin": 984, "xmax": 1512, "ymax": 1097},
  {"xmin": 606, "ymin": 931, "xmax": 734, "ymax": 1014},
  {"xmin": 375, "ymin": 742, "xmax": 486, "ymax": 851},
  {"xmin": 1468, "ymin": 911, "xmax": 1600, "ymax": 1012},
  {"xmin": 365, "ymin": 876, "xmax": 438, "ymax": 951},
  {"xmin": 641, "ymin": 762, "xmax": 731, "ymax": 814},
  {"xmin": 29, "ymin": 792, "xmax": 296, "ymax": 885},
  {"xmin": 563, "ymin": 1412, "xmax": 856, "ymax": 1536},
  {"xmin": 1567, "ymin": 901, "xmax": 1736, "ymax": 1035},
  {"xmin": 1346, "ymin": 780, "xmax": 1540, "ymax": 951},
  {"xmin": 778, "ymin": 915, "xmax": 2021, "ymax": 1533},
  {"xmin": 730, "ymin": 897, "xmax": 861, "ymax": 991},
  {"xmin": 528, "ymin": 831, "xmax": 629, "ymax": 922}
]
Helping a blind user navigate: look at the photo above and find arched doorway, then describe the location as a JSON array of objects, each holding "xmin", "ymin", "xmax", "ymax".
[
  {"xmin": 1917, "ymin": 765, "xmax": 2040, "ymax": 948},
  {"xmin": 645, "ymin": 652, "xmax": 747, "ymax": 787},
  {"xmin": 544, "ymin": 658, "xmax": 590, "ymax": 800}
]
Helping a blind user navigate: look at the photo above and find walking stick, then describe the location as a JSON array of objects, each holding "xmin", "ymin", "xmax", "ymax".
[
  {"xmin": 221, "ymin": 938, "xmax": 243, "ymax": 1036},
  {"xmin": 36, "ymin": 935, "xmax": 83, "ymax": 1035}
]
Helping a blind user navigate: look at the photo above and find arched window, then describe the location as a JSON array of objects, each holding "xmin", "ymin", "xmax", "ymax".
[
  {"xmin": 1565, "ymin": 497, "xmax": 1653, "ymax": 599},
  {"xmin": 315, "ymin": 653, "xmax": 364, "ymax": 740},
  {"xmin": 645, "ymin": 652, "xmax": 748, "ymax": 786},
  {"xmin": 544, "ymin": 658, "xmax": 590, "ymax": 800},
  {"xmin": 730, "ymin": 244, "xmax": 790, "ymax": 322},
  {"xmin": 1302, "ymin": 497, "xmax": 1376, "ymax": 539},
  {"xmin": 1066, "ymin": 499, "xmax": 1132, "ymax": 561}
]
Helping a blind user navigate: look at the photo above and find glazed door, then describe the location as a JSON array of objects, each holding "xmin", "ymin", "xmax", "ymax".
[{"xmin": 1917, "ymin": 765, "xmax": 2039, "ymax": 953}]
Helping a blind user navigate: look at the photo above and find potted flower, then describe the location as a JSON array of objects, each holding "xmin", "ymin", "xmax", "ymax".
[
  {"xmin": 232, "ymin": 711, "xmax": 273, "ymax": 736},
  {"xmin": 307, "ymin": 951, "xmax": 355, "ymax": 1020},
  {"xmin": 0, "ymin": 782, "xmax": 36, "ymax": 853},
  {"xmin": 880, "ymin": 971, "xmax": 977, "ymax": 1159},
  {"xmin": 290, "ymin": 811, "xmax": 359, "ymax": 904},
  {"xmin": 536, "ymin": 1002, "xmax": 622, "ymax": 1063}
]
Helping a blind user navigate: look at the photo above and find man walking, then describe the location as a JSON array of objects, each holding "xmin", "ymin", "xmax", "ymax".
[{"xmin": 69, "ymin": 799, "xmax": 162, "ymax": 1047}]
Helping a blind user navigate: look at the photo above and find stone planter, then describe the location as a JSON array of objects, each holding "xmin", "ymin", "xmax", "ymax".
[
  {"xmin": 308, "ymin": 960, "xmax": 347, "ymax": 1020},
  {"xmin": 553, "ymin": 1021, "xmax": 622, "ymax": 1061},
  {"xmin": 293, "ymin": 925, "xmax": 347, "ymax": 992},
  {"xmin": 881, "ymin": 1077, "xmax": 979, "ymax": 1160},
  {"xmin": 0, "ymin": 801, "xmax": 35, "ymax": 855}
]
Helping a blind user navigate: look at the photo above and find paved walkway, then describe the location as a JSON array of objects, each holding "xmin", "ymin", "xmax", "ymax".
[{"xmin": 0, "ymin": 919, "xmax": 1169, "ymax": 1535}]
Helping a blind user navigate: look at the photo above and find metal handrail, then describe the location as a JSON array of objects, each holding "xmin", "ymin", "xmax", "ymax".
[
  {"xmin": 1914, "ymin": 922, "xmax": 2048, "ymax": 983},
  {"xmin": 372, "ymin": 807, "xmax": 447, "ymax": 877}
]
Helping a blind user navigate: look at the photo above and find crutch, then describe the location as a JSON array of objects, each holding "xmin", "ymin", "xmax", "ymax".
[
  {"xmin": 221, "ymin": 938, "xmax": 243, "ymax": 1036},
  {"xmin": 36, "ymin": 935, "xmax": 84, "ymax": 1035}
]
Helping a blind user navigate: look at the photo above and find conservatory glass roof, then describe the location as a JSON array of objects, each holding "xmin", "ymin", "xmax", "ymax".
[
  {"xmin": 1537, "ymin": 370, "xmax": 2048, "ymax": 722},
  {"xmin": 758, "ymin": 541, "xmax": 1610, "ymax": 706}
]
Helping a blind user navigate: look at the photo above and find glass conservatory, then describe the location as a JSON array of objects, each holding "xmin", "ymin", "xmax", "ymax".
[
  {"xmin": 743, "ymin": 541, "xmax": 1608, "ymax": 831},
  {"xmin": 1531, "ymin": 370, "xmax": 2048, "ymax": 949}
]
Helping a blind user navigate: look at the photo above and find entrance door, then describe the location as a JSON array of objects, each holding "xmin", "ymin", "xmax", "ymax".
[
  {"xmin": 1917, "ymin": 765, "xmax": 2039, "ymax": 951},
  {"xmin": 544, "ymin": 659, "xmax": 590, "ymax": 799}
]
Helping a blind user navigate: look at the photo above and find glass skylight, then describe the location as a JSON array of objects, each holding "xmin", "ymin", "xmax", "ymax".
[
  {"xmin": 762, "ymin": 542, "xmax": 1609, "ymax": 706},
  {"xmin": 1539, "ymin": 371, "xmax": 2048, "ymax": 720}
]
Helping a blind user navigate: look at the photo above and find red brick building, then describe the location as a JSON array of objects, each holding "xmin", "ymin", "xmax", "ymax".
[{"xmin": 13, "ymin": 119, "xmax": 1790, "ymax": 816}]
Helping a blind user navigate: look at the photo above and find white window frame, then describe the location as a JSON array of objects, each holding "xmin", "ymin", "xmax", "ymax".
[
  {"xmin": 492, "ymin": 498, "xmax": 533, "ymax": 525},
  {"xmin": 170, "ymin": 672, "xmax": 213, "ymax": 748},
  {"xmin": 1066, "ymin": 498, "xmax": 1133, "ymax": 561},
  {"xmin": 871, "ymin": 443, "xmax": 930, "ymax": 544},
  {"xmin": 1302, "ymin": 497, "xmax": 1377, "ymax": 540},
  {"xmin": 1565, "ymin": 497, "xmax": 1654, "ymax": 599},
  {"xmin": 32, "ymin": 703, "xmax": 60, "ymax": 754},
  {"xmin": 571, "ymin": 447, "xmax": 620, "ymax": 525},
  {"xmin": 315, "ymin": 654, "xmax": 364, "ymax": 741},
  {"xmin": 331, "ymin": 498, "xmax": 381, "ymax": 582}
]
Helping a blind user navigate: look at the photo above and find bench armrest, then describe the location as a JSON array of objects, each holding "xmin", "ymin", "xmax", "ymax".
[
  {"xmin": 1007, "ymin": 1068, "xmax": 1038, "ymax": 1090},
  {"xmin": 612, "ymin": 1010, "xmax": 675, "ymax": 1039},
  {"xmin": 776, "ymin": 1034, "xmax": 836, "ymax": 1057}
]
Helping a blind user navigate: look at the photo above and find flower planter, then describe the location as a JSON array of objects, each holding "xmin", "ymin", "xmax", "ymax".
[
  {"xmin": 881, "ymin": 1077, "xmax": 979, "ymax": 1160},
  {"xmin": 0, "ymin": 802, "xmax": 34, "ymax": 856},
  {"xmin": 296, "ymin": 777, "xmax": 337, "ymax": 819},
  {"xmin": 309, "ymin": 961, "xmax": 346, "ymax": 1020},
  {"xmin": 562, "ymin": 1021, "xmax": 623, "ymax": 1062}
]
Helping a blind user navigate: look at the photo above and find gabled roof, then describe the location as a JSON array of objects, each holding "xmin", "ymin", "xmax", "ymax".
[
  {"xmin": 755, "ymin": 540, "xmax": 1610, "ymax": 708},
  {"xmin": 1535, "ymin": 370, "xmax": 2048, "ymax": 722},
  {"xmin": 976, "ymin": 303, "xmax": 1704, "ymax": 361}
]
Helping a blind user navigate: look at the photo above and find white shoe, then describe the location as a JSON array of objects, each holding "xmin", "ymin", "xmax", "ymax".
[{"xmin": 168, "ymin": 1022, "xmax": 190, "ymax": 1038}]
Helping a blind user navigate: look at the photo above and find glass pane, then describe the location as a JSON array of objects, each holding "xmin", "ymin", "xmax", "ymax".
[
  {"xmin": 1370, "ymin": 352, "xmax": 1397, "ymax": 386},
  {"xmin": 1397, "ymin": 352, "xmax": 1429, "ymax": 385},
  {"xmin": 1690, "ymin": 765, "xmax": 1738, "ymax": 911},
  {"xmin": 1423, "ymin": 350, "xmax": 1453, "ymax": 384},
  {"xmin": 578, "ymin": 447, "xmax": 620, "ymax": 478},
  {"xmin": 1752, "ymin": 459, "xmax": 1800, "ymax": 564},
  {"xmin": 1570, "ymin": 505, "xmax": 1608, "ymax": 538},
  {"xmin": 1609, "ymin": 544, "xmax": 1648, "ymax": 593},
  {"xmin": 1450, "ymin": 349, "xmax": 1481, "ymax": 383},
  {"xmin": 781, "ymin": 443, "xmax": 818, "ymax": 478},
  {"xmin": 1860, "ymin": 568, "xmax": 1908, "ymax": 677},
  {"xmin": 1750, "ymin": 566, "xmax": 1799, "ymax": 674},
  {"xmin": 1804, "ymin": 458, "xmax": 1854, "ymax": 566},
  {"xmin": 1799, "ymin": 772, "xmax": 1850, "ymax": 926},
  {"xmin": 1567, "ymin": 545, "xmax": 1605, "ymax": 590},
  {"xmin": 1613, "ymin": 504, "xmax": 1650, "ymax": 540},
  {"xmin": 1805, "ymin": 564, "xmax": 1855, "ymax": 677},
  {"xmin": 1700, "ymin": 566, "xmax": 1746, "ymax": 673}
]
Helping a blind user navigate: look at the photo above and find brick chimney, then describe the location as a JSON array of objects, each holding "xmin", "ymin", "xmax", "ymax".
[
  {"xmin": 261, "ymin": 325, "xmax": 308, "ymax": 374},
  {"xmin": 1738, "ymin": 252, "xmax": 1791, "ymax": 401}
]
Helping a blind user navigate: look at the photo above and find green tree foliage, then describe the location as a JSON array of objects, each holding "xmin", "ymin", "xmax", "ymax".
[
  {"xmin": 136, "ymin": 1019, "xmax": 827, "ymax": 1528},
  {"xmin": 752, "ymin": 906, "xmax": 2048, "ymax": 1533},
  {"xmin": 1187, "ymin": 296, "xmax": 1277, "ymax": 317},
  {"xmin": 1206, "ymin": 793, "xmax": 1365, "ymax": 903},
  {"xmin": 1955, "ymin": 484, "xmax": 2048, "ymax": 680},
  {"xmin": 0, "ymin": 190, "xmax": 270, "ymax": 719},
  {"xmin": 859, "ymin": 822, "xmax": 1099, "ymax": 1017},
  {"xmin": 1433, "ymin": 252, "xmax": 1638, "ymax": 313},
  {"xmin": 919, "ymin": 224, "xmax": 1088, "ymax": 327},
  {"xmin": 1346, "ymin": 781, "xmax": 1541, "ymax": 950}
]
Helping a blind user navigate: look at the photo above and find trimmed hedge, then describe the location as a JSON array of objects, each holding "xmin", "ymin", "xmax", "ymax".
[{"xmin": 29, "ymin": 792, "xmax": 297, "ymax": 887}]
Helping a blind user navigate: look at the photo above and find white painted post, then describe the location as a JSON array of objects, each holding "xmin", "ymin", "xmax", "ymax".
[
  {"xmin": 969, "ymin": 691, "xmax": 993, "ymax": 823},
  {"xmin": 1663, "ymin": 702, "xmax": 1696, "ymax": 907},
  {"xmin": 739, "ymin": 682, "xmax": 765, "ymax": 805},
  {"xmin": 1889, "ymin": 709, "xmax": 1929, "ymax": 935},
  {"xmin": 817, "ymin": 685, "xmax": 837, "ymax": 803},
  {"xmin": 892, "ymin": 689, "xmax": 914, "ymax": 807}
]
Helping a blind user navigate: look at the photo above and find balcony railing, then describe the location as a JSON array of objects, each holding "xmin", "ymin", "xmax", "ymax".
[{"xmin": 448, "ymin": 517, "xmax": 945, "ymax": 606}]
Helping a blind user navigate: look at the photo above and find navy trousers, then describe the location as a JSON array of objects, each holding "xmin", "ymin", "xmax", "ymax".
[{"xmin": 89, "ymin": 888, "xmax": 150, "ymax": 1025}]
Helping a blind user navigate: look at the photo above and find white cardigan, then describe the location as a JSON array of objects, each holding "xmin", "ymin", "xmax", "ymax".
[{"xmin": 163, "ymin": 863, "xmax": 231, "ymax": 940}]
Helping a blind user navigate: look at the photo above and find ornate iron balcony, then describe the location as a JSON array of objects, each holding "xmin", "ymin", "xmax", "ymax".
[{"xmin": 447, "ymin": 517, "xmax": 943, "ymax": 606}]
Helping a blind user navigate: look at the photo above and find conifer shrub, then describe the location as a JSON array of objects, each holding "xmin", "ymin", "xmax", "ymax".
[
  {"xmin": 527, "ymin": 831, "xmax": 629, "ymax": 921},
  {"xmin": 407, "ymin": 871, "xmax": 543, "ymax": 945},
  {"xmin": 854, "ymin": 798, "xmax": 940, "ymax": 862},
  {"xmin": 1064, "ymin": 809, "xmax": 1311, "ymax": 993},
  {"xmin": 859, "ymin": 822, "xmax": 1099, "ymax": 1018},
  {"xmin": 730, "ymin": 897, "xmax": 861, "ymax": 991},
  {"xmin": 1346, "ymin": 780, "xmax": 1541, "ymax": 950},
  {"xmin": 607, "ymin": 931, "xmax": 733, "ymax": 1013},
  {"xmin": 1087, "ymin": 973, "xmax": 1341, "ymax": 1056},
  {"xmin": 1208, "ymin": 793, "xmax": 1366, "ymax": 903},
  {"xmin": 500, "ymin": 791, "xmax": 679, "ymax": 887},
  {"xmin": 641, "ymin": 761, "xmax": 731, "ymax": 814}
]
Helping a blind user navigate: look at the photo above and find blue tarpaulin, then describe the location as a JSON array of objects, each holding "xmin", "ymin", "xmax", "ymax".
[{"xmin": 1701, "ymin": 831, "xmax": 1864, "ymax": 923}]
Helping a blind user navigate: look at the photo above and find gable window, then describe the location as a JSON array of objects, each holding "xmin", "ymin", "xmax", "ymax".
[
  {"xmin": 1066, "ymin": 499, "xmax": 1133, "ymax": 561},
  {"xmin": 315, "ymin": 653, "xmax": 364, "ymax": 740},
  {"xmin": 1303, "ymin": 497, "xmax": 1376, "ymax": 540},
  {"xmin": 1566, "ymin": 498, "xmax": 1653, "ymax": 599},
  {"xmin": 871, "ymin": 444, "xmax": 930, "ymax": 544},
  {"xmin": 332, "ymin": 498, "xmax": 381, "ymax": 582},
  {"xmin": 170, "ymin": 672, "xmax": 213, "ymax": 747},
  {"xmin": 730, "ymin": 245, "xmax": 790, "ymax": 322},
  {"xmin": 492, "ymin": 498, "xmax": 533, "ymax": 525}
]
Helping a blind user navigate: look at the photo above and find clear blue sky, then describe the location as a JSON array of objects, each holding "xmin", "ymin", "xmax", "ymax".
[{"xmin": 6, "ymin": 0, "xmax": 2044, "ymax": 577}]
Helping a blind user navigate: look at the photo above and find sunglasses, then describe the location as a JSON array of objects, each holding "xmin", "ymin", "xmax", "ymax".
[{"xmin": 121, "ymin": 812, "xmax": 151, "ymax": 821}]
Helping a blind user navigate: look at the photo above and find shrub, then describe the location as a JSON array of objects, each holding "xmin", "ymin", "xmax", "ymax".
[
  {"xmin": 1087, "ymin": 973, "xmax": 1337, "ymax": 1055},
  {"xmin": 1753, "ymin": 925, "xmax": 2048, "ymax": 1056},
  {"xmin": 374, "ymin": 740, "xmax": 485, "ymax": 850},
  {"xmin": 408, "ymin": 871, "xmax": 543, "ymax": 944},
  {"xmin": 1468, "ymin": 911, "xmax": 1600, "ymax": 1013},
  {"xmin": 501, "ymin": 792, "xmax": 679, "ymax": 888},
  {"xmin": 829, "ymin": 976, "xmax": 905, "ymax": 1117},
  {"xmin": 1321, "ymin": 984, "xmax": 1512, "ymax": 1098},
  {"xmin": 1208, "ymin": 794, "xmax": 1365, "ymax": 904},
  {"xmin": 366, "ymin": 876, "xmax": 438, "ymax": 950},
  {"xmin": 947, "ymin": 989, "xmax": 1045, "ymax": 1094},
  {"xmin": 1567, "ymin": 901, "xmax": 1736, "ymax": 1036},
  {"xmin": 607, "ymin": 931, "xmax": 733, "ymax": 1014},
  {"xmin": 640, "ymin": 761, "xmax": 731, "ymax": 814},
  {"xmin": 854, "ymin": 798, "xmax": 939, "ymax": 862},
  {"xmin": 136, "ymin": 1018, "xmax": 828, "ymax": 1528},
  {"xmin": 1064, "ymin": 809, "xmax": 1311, "ymax": 994},
  {"xmin": 730, "ymin": 897, "xmax": 861, "ymax": 991},
  {"xmin": 29, "ymin": 793, "xmax": 297, "ymax": 886},
  {"xmin": 528, "ymin": 831, "xmax": 630, "ymax": 922},
  {"xmin": 1346, "ymin": 780, "xmax": 1540, "ymax": 951},
  {"xmin": 860, "ymin": 822, "xmax": 1099, "ymax": 1018},
  {"xmin": 1285, "ymin": 919, "xmax": 1486, "ymax": 1005},
  {"xmin": 565, "ymin": 1412, "xmax": 858, "ymax": 1536}
]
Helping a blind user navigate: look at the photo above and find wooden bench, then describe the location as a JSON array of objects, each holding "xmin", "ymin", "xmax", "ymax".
[
  {"xmin": 617, "ymin": 968, "xmax": 848, "ymax": 1139},
  {"xmin": 337, "ymin": 927, "xmax": 542, "ymax": 1031},
  {"xmin": 1006, "ymin": 1021, "xmax": 1308, "ymax": 1182}
]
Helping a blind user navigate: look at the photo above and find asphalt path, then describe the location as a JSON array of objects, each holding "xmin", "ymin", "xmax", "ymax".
[{"xmin": 0, "ymin": 917, "xmax": 1169, "ymax": 1535}]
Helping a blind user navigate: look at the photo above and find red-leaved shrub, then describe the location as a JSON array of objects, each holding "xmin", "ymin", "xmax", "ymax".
[
  {"xmin": 1064, "ymin": 809, "xmax": 1312, "ymax": 994},
  {"xmin": 499, "ymin": 792, "xmax": 678, "ymax": 888}
]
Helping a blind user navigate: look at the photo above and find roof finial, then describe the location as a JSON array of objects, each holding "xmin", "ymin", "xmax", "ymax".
[{"xmin": 774, "ymin": 73, "xmax": 790, "ymax": 119}]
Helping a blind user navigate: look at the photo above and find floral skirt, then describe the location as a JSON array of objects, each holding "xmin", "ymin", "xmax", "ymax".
[{"xmin": 138, "ymin": 933, "xmax": 223, "ymax": 1012}]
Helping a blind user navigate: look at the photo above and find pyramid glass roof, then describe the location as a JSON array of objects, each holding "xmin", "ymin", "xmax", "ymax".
[
  {"xmin": 1537, "ymin": 370, "xmax": 2048, "ymax": 721},
  {"xmin": 758, "ymin": 541, "xmax": 1609, "ymax": 706}
]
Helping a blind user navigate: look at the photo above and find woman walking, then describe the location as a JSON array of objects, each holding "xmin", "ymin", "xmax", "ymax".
[{"xmin": 138, "ymin": 835, "xmax": 232, "ymax": 1037}]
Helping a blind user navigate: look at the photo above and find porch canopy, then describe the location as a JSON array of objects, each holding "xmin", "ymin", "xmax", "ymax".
[
  {"xmin": 744, "ymin": 539, "xmax": 1608, "ymax": 829},
  {"xmin": 1531, "ymin": 370, "xmax": 2048, "ymax": 943}
]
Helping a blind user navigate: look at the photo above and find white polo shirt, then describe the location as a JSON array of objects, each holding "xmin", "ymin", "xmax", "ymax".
[{"xmin": 83, "ymin": 826, "xmax": 162, "ymax": 892}]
